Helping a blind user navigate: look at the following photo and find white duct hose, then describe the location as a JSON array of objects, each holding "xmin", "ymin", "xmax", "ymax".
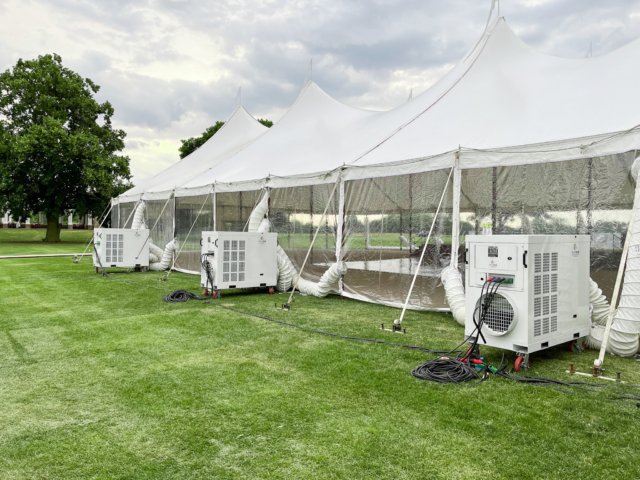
[
  {"xmin": 607, "ymin": 201, "xmax": 640, "ymax": 356},
  {"xmin": 248, "ymin": 194, "xmax": 269, "ymax": 233},
  {"xmin": 597, "ymin": 157, "xmax": 640, "ymax": 357},
  {"xmin": 585, "ymin": 278, "xmax": 615, "ymax": 351},
  {"xmin": 258, "ymin": 217, "xmax": 270, "ymax": 234},
  {"xmin": 441, "ymin": 265, "xmax": 466, "ymax": 326},
  {"xmin": 274, "ymin": 230, "xmax": 346, "ymax": 296},
  {"xmin": 297, "ymin": 261, "xmax": 348, "ymax": 297},
  {"xmin": 248, "ymin": 189, "xmax": 346, "ymax": 297},
  {"xmin": 149, "ymin": 243, "xmax": 164, "ymax": 259},
  {"xmin": 276, "ymin": 245, "xmax": 296, "ymax": 292},
  {"xmin": 129, "ymin": 201, "xmax": 175, "ymax": 271},
  {"xmin": 131, "ymin": 201, "xmax": 146, "ymax": 230},
  {"xmin": 149, "ymin": 239, "xmax": 177, "ymax": 271}
]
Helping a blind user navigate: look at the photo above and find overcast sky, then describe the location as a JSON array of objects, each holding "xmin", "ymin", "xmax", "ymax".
[{"xmin": 2, "ymin": 0, "xmax": 640, "ymax": 184}]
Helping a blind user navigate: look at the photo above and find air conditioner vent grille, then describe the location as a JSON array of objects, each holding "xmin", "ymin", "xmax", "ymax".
[
  {"xmin": 477, "ymin": 293, "xmax": 515, "ymax": 334},
  {"xmin": 534, "ymin": 276, "xmax": 541, "ymax": 295},
  {"xmin": 534, "ymin": 253, "xmax": 542, "ymax": 273},
  {"xmin": 223, "ymin": 238, "xmax": 246, "ymax": 285}
]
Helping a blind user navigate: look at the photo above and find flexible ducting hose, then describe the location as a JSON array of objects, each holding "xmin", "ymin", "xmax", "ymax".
[
  {"xmin": 131, "ymin": 201, "xmax": 146, "ymax": 230},
  {"xmin": 607, "ymin": 192, "xmax": 640, "ymax": 356},
  {"xmin": 585, "ymin": 278, "xmax": 615, "ymax": 351},
  {"xmin": 592, "ymin": 157, "xmax": 640, "ymax": 357},
  {"xmin": 149, "ymin": 239, "xmax": 178, "ymax": 271},
  {"xmin": 149, "ymin": 243, "xmax": 164, "ymax": 259},
  {"xmin": 276, "ymin": 245, "xmax": 296, "ymax": 292},
  {"xmin": 441, "ymin": 265, "xmax": 466, "ymax": 326},
  {"xmin": 129, "ymin": 201, "xmax": 177, "ymax": 271},
  {"xmin": 249, "ymin": 189, "xmax": 346, "ymax": 297},
  {"xmin": 248, "ymin": 194, "xmax": 269, "ymax": 233}
]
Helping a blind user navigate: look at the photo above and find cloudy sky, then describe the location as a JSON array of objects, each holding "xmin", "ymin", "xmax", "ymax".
[{"xmin": 1, "ymin": 0, "xmax": 640, "ymax": 184}]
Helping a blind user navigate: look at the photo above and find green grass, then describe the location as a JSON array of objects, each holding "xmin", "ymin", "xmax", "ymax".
[
  {"xmin": 0, "ymin": 228, "xmax": 94, "ymax": 256},
  {"xmin": 0, "ymin": 244, "xmax": 639, "ymax": 478}
]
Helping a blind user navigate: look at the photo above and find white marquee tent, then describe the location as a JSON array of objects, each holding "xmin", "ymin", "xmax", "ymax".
[{"xmin": 114, "ymin": 17, "xmax": 640, "ymax": 329}]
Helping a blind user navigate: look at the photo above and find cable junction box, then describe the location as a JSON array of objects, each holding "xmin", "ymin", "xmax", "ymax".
[
  {"xmin": 200, "ymin": 231, "xmax": 278, "ymax": 292},
  {"xmin": 464, "ymin": 235, "xmax": 590, "ymax": 356},
  {"xmin": 93, "ymin": 228, "xmax": 150, "ymax": 269}
]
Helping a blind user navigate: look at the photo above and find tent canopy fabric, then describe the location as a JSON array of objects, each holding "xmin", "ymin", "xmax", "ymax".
[
  {"xmin": 119, "ymin": 16, "xmax": 640, "ymax": 200},
  {"xmin": 120, "ymin": 106, "xmax": 269, "ymax": 202}
]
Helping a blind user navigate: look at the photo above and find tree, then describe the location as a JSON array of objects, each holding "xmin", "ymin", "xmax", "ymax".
[
  {"xmin": 178, "ymin": 118, "xmax": 273, "ymax": 159},
  {"xmin": 0, "ymin": 54, "xmax": 132, "ymax": 242}
]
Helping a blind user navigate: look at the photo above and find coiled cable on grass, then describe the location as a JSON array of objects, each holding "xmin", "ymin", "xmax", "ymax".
[
  {"xmin": 411, "ymin": 357, "xmax": 480, "ymax": 383},
  {"xmin": 162, "ymin": 290, "xmax": 203, "ymax": 303}
]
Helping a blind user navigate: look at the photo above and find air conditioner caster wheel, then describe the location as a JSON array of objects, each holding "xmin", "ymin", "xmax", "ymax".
[
  {"xmin": 514, "ymin": 355, "xmax": 530, "ymax": 372},
  {"xmin": 569, "ymin": 340, "xmax": 587, "ymax": 353},
  {"xmin": 204, "ymin": 288, "xmax": 208, "ymax": 296},
  {"xmin": 95, "ymin": 267, "xmax": 99, "ymax": 274},
  {"xmin": 213, "ymin": 291, "xmax": 220, "ymax": 299},
  {"xmin": 269, "ymin": 287, "xmax": 274, "ymax": 295}
]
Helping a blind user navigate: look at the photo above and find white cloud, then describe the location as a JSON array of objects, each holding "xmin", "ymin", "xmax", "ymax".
[{"xmin": 2, "ymin": 0, "xmax": 640, "ymax": 185}]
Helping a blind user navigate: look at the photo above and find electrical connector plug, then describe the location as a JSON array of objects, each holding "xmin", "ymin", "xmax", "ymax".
[{"xmin": 503, "ymin": 278, "xmax": 514, "ymax": 284}]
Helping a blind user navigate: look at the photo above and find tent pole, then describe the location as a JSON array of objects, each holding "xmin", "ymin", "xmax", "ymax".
[
  {"xmin": 325, "ymin": 215, "xmax": 329, "ymax": 248},
  {"xmin": 587, "ymin": 158, "xmax": 593, "ymax": 235},
  {"xmin": 267, "ymin": 186, "xmax": 271, "ymax": 226},
  {"xmin": 595, "ymin": 177, "xmax": 640, "ymax": 370},
  {"xmin": 364, "ymin": 215, "xmax": 370, "ymax": 250},
  {"xmin": 239, "ymin": 191, "xmax": 243, "ymax": 231},
  {"xmin": 451, "ymin": 151, "xmax": 462, "ymax": 268},
  {"xmin": 213, "ymin": 189, "xmax": 217, "ymax": 231},
  {"xmin": 492, "ymin": 166, "xmax": 498, "ymax": 233},
  {"xmin": 409, "ymin": 174, "xmax": 413, "ymax": 253},
  {"xmin": 399, "ymin": 208, "xmax": 403, "ymax": 249},
  {"xmin": 310, "ymin": 185, "xmax": 314, "ymax": 264},
  {"xmin": 337, "ymin": 178, "xmax": 346, "ymax": 295}
]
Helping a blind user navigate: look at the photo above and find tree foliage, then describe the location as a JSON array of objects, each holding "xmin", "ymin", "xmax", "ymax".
[
  {"xmin": 0, "ymin": 54, "xmax": 132, "ymax": 241},
  {"xmin": 178, "ymin": 118, "xmax": 273, "ymax": 159}
]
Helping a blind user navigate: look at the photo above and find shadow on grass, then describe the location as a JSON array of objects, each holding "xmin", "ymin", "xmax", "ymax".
[{"xmin": 6, "ymin": 331, "xmax": 37, "ymax": 365}]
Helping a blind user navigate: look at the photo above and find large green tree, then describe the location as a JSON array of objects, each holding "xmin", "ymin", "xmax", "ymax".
[
  {"xmin": 179, "ymin": 118, "xmax": 273, "ymax": 159},
  {"xmin": 0, "ymin": 54, "xmax": 132, "ymax": 241}
]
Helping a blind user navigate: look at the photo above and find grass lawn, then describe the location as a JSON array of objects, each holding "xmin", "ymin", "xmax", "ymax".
[
  {"xmin": 0, "ymin": 242, "xmax": 639, "ymax": 478},
  {"xmin": 0, "ymin": 228, "xmax": 93, "ymax": 256}
]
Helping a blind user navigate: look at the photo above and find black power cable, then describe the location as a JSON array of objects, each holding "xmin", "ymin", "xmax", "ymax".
[
  {"xmin": 91, "ymin": 256, "xmax": 640, "ymax": 402},
  {"xmin": 412, "ymin": 278, "xmax": 503, "ymax": 383},
  {"xmin": 211, "ymin": 301, "xmax": 450, "ymax": 355},
  {"xmin": 162, "ymin": 290, "xmax": 204, "ymax": 303}
]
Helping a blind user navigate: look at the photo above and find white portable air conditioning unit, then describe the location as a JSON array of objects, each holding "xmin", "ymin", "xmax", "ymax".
[
  {"xmin": 464, "ymin": 235, "xmax": 590, "ymax": 369},
  {"xmin": 200, "ymin": 232, "xmax": 278, "ymax": 297},
  {"xmin": 93, "ymin": 228, "xmax": 150, "ymax": 271}
]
